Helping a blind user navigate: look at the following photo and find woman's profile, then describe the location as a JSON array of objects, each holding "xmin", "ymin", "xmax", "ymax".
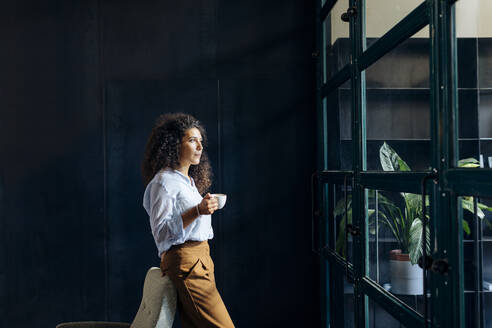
[{"xmin": 142, "ymin": 113, "xmax": 234, "ymax": 327}]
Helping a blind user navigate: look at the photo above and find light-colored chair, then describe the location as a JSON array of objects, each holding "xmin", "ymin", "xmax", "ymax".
[{"xmin": 56, "ymin": 267, "xmax": 177, "ymax": 328}]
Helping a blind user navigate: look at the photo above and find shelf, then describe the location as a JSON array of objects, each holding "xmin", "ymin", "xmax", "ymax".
[
  {"xmin": 339, "ymin": 88, "xmax": 430, "ymax": 95},
  {"xmin": 336, "ymin": 88, "xmax": 492, "ymax": 92},
  {"xmin": 341, "ymin": 139, "xmax": 431, "ymax": 141},
  {"xmin": 339, "ymin": 138, "xmax": 492, "ymax": 141},
  {"xmin": 346, "ymin": 238, "xmax": 403, "ymax": 243},
  {"xmin": 367, "ymin": 238, "xmax": 399, "ymax": 242},
  {"xmin": 464, "ymin": 290, "xmax": 492, "ymax": 294},
  {"xmin": 345, "ymin": 284, "xmax": 492, "ymax": 295}
]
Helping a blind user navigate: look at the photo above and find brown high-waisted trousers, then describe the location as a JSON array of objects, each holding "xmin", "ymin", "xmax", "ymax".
[{"xmin": 160, "ymin": 240, "xmax": 234, "ymax": 328}]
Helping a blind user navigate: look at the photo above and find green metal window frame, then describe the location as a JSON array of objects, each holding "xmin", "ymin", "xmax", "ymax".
[{"xmin": 314, "ymin": 0, "xmax": 492, "ymax": 327}]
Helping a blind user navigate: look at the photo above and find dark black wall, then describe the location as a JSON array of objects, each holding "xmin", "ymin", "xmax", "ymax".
[{"xmin": 0, "ymin": 0, "xmax": 317, "ymax": 327}]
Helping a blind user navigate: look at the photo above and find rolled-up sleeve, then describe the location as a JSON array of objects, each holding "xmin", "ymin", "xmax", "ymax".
[{"xmin": 148, "ymin": 182, "xmax": 185, "ymax": 252}]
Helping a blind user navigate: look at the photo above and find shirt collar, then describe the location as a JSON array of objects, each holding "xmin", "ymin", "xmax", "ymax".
[{"xmin": 170, "ymin": 169, "xmax": 195, "ymax": 187}]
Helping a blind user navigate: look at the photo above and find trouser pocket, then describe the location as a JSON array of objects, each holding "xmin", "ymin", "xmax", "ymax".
[{"xmin": 182, "ymin": 258, "xmax": 204, "ymax": 280}]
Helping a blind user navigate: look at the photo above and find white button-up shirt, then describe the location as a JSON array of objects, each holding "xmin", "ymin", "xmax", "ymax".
[{"xmin": 143, "ymin": 168, "xmax": 213, "ymax": 257}]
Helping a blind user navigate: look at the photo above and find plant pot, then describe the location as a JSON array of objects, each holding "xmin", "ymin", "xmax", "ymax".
[{"xmin": 389, "ymin": 250, "xmax": 423, "ymax": 295}]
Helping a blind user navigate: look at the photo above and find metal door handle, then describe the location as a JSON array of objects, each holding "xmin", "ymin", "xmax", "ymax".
[
  {"xmin": 347, "ymin": 224, "xmax": 360, "ymax": 236},
  {"xmin": 418, "ymin": 255, "xmax": 433, "ymax": 270},
  {"xmin": 431, "ymin": 258, "xmax": 449, "ymax": 275},
  {"xmin": 341, "ymin": 7, "xmax": 357, "ymax": 22},
  {"xmin": 419, "ymin": 256, "xmax": 449, "ymax": 275}
]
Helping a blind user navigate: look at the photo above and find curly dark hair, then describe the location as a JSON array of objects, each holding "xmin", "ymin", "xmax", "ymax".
[{"xmin": 142, "ymin": 113, "xmax": 212, "ymax": 194}]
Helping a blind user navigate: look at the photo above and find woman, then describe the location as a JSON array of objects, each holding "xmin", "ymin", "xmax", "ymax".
[{"xmin": 142, "ymin": 113, "xmax": 234, "ymax": 328}]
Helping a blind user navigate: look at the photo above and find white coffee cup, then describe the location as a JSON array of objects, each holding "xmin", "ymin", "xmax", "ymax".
[{"xmin": 211, "ymin": 193, "xmax": 227, "ymax": 209}]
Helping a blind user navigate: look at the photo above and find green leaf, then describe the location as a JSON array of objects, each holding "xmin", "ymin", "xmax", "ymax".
[
  {"xmin": 379, "ymin": 142, "xmax": 396, "ymax": 171},
  {"xmin": 367, "ymin": 209, "xmax": 376, "ymax": 234},
  {"xmin": 335, "ymin": 206, "xmax": 352, "ymax": 258},
  {"xmin": 458, "ymin": 157, "xmax": 480, "ymax": 168},
  {"xmin": 462, "ymin": 197, "xmax": 485, "ymax": 219},
  {"xmin": 334, "ymin": 196, "xmax": 352, "ymax": 216},
  {"xmin": 477, "ymin": 202, "xmax": 492, "ymax": 213},
  {"xmin": 397, "ymin": 158, "xmax": 411, "ymax": 171},
  {"xmin": 402, "ymin": 193, "xmax": 422, "ymax": 215},
  {"xmin": 408, "ymin": 218, "xmax": 430, "ymax": 265},
  {"xmin": 379, "ymin": 142, "xmax": 411, "ymax": 172},
  {"xmin": 460, "ymin": 163, "xmax": 480, "ymax": 168},
  {"xmin": 462, "ymin": 219, "xmax": 471, "ymax": 235},
  {"xmin": 335, "ymin": 219, "xmax": 346, "ymax": 257}
]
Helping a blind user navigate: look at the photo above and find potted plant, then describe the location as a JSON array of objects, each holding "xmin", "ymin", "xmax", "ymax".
[{"xmin": 335, "ymin": 142, "xmax": 492, "ymax": 295}]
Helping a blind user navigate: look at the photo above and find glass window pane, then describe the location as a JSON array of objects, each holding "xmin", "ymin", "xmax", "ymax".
[
  {"xmin": 329, "ymin": 268, "xmax": 355, "ymax": 327},
  {"xmin": 456, "ymin": 0, "xmax": 492, "ymax": 168},
  {"xmin": 368, "ymin": 297, "xmax": 409, "ymax": 328},
  {"xmin": 460, "ymin": 195, "xmax": 492, "ymax": 327},
  {"xmin": 323, "ymin": 0, "xmax": 350, "ymax": 83},
  {"xmin": 366, "ymin": 188, "xmax": 428, "ymax": 315},
  {"xmin": 365, "ymin": 0, "xmax": 428, "ymax": 48},
  {"xmin": 332, "ymin": 183, "xmax": 353, "ymax": 264},
  {"xmin": 363, "ymin": 27, "xmax": 430, "ymax": 171},
  {"xmin": 325, "ymin": 80, "xmax": 352, "ymax": 170}
]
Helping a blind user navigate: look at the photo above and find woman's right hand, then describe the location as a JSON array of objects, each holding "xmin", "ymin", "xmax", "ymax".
[{"xmin": 198, "ymin": 193, "xmax": 219, "ymax": 215}]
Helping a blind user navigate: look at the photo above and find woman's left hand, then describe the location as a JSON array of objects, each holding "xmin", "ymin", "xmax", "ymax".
[{"xmin": 198, "ymin": 193, "xmax": 219, "ymax": 214}]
